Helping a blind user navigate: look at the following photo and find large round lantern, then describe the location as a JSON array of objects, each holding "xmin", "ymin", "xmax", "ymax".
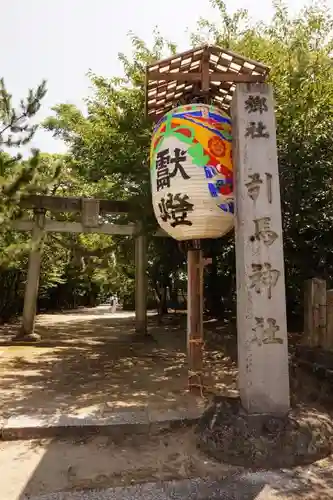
[{"xmin": 150, "ymin": 104, "xmax": 233, "ymax": 241}]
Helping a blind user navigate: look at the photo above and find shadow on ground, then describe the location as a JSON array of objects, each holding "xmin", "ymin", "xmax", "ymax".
[
  {"xmin": 0, "ymin": 310, "xmax": 237, "ymax": 417},
  {"xmin": 0, "ymin": 429, "xmax": 237, "ymax": 499},
  {"xmin": 0, "ymin": 308, "xmax": 332, "ymax": 418},
  {"xmin": 2, "ymin": 310, "xmax": 333, "ymax": 499},
  {"xmin": 3, "ymin": 437, "xmax": 333, "ymax": 499}
]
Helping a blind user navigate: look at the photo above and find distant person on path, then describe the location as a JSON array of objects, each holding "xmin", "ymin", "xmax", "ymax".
[{"xmin": 110, "ymin": 295, "xmax": 118, "ymax": 313}]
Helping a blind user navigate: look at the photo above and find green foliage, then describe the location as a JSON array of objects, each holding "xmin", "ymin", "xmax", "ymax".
[
  {"xmin": 193, "ymin": 0, "xmax": 333, "ymax": 324},
  {"xmin": 2, "ymin": 2, "xmax": 333, "ymax": 328},
  {"xmin": 0, "ymin": 79, "xmax": 65, "ymax": 320},
  {"xmin": 41, "ymin": 1, "xmax": 333, "ymax": 326},
  {"xmin": 42, "ymin": 32, "xmax": 184, "ymax": 311},
  {"xmin": 0, "ymin": 78, "xmax": 47, "ymax": 148},
  {"xmin": 0, "ymin": 79, "xmax": 53, "ymax": 225}
]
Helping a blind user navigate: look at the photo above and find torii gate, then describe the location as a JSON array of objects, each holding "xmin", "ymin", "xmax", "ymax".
[{"xmin": 12, "ymin": 194, "xmax": 166, "ymax": 341}]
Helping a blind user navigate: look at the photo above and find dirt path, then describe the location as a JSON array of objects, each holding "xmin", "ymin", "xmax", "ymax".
[
  {"xmin": 0, "ymin": 308, "xmax": 237, "ymax": 417},
  {"xmin": 0, "ymin": 308, "xmax": 332, "ymax": 418},
  {"xmin": 0, "ymin": 310, "xmax": 238, "ymax": 499},
  {"xmin": 2, "ymin": 310, "xmax": 333, "ymax": 499}
]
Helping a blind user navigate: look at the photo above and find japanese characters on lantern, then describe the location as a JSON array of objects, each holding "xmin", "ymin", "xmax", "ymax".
[{"xmin": 150, "ymin": 104, "xmax": 234, "ymax": 241}]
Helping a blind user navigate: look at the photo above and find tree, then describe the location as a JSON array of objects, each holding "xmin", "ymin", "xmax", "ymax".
[
  {"xmin": 193, "ymin": 0, "xmax": 333, "ymax": 327},
  {"xmin": 0, "ymin": 79, "xmax": 59, "ymax": 227},
  {"xmin": 0, "ymin": 79, "xmax": 64, "ymax": 322},
  {"xmin": 43, "ymin": 32, "xmax": 183, "ymax": 312},
  {"xmin": 0, "ymin": 79, "xmax": 48, "ymax": 218},
  {"xmin": 42, "ymin": 1, "xmax": 333, "ymax": 330}
]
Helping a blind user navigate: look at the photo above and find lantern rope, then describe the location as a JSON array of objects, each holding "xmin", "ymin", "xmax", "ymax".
[
  {"xmin": 188, "ymin": 338, "xmax": 205, "ymax": 345},
  {"xmin": 188, "ymin": 339, "xmax": 208, "ymax": 398},
  {"xmin": 188, "ymin": 370, "xmax": 205, "ymax": 398},
  {"xmin": 187, "ymin": 339, "xmax": 224, "ymax": 398}
]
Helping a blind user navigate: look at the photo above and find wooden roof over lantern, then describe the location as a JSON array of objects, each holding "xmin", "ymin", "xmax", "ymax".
[{"xmin": 145, "ymin": 44, "xmax": 269, "ymax": 122}]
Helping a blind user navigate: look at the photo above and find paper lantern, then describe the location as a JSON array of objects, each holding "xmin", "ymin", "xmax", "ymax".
[{"xmin": 149, "ymin": 103, "xmax": 234, "ymax": 241}]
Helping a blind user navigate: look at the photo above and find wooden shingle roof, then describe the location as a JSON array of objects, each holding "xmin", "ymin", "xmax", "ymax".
[{"xmin": 145, "ymin": 44, "xmax": 269, "ymax": 121}]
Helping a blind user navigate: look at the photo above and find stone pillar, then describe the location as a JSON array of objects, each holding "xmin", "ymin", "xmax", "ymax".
[
  {"xmin": 135, "ymin": 223, "xmax": 147, "ymax": 334},
  {"xmin": 232, "ymin": 83, "xmax": 290, "ymax": 415},
  {"xmin": 304, "ymin": 278, "xmax": 327, "ymax": 347},
  {"xmin": 19, "ymin": 209, "xmax": 46, "ymax": 341}
]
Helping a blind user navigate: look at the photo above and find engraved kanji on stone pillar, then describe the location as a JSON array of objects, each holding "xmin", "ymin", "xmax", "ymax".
[{"xmin": 232, "ymin": 83, "xmax": 290, "ymax": 415}]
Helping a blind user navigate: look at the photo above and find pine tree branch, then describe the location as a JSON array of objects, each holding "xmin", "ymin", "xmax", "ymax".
[{"xmin": 0, "ymin": 78, "xmax": 47, "ymax": 147}]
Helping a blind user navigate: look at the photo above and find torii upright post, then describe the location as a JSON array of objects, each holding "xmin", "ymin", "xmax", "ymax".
[
  {"xmin": 232, "ymin": 82, "xmax": 290, "ymax": 415},
  {"xmin": 18, "ymin": 208, "xmax": 46, "ymax": 341},
  {"xmin": 135, "ymin": 222, "xmax": 147, "ymax": 335}
]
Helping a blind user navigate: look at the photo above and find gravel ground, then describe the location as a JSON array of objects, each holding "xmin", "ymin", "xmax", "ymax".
[
  {"xmin": 4, "ymin": 432, "xmax": 333, "ymax": 500},
  {"xmin": 22, "ymin": 471, "xmax": 330, "ymax": 500},
  {"xmin": 0, "ymin": 432, "xmax": 239, "ymax": 500}
]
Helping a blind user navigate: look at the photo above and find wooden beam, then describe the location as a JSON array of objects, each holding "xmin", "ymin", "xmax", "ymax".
[
  {"xmin": 303, "ymin": 278, "xmax": 327, "ymax": 348},
  {"xmin": 209, "ymin": 72, "xmax": 266, "ymax": 83},
  {"xmin": 209, "ymin": 45, "xmax": 270, "ymax": 71},
  {"xmin": 19, "ymin": 195, "xmax": 133, "ymax": 214},
  {"xmin": 325, "ymin": 289, "xmax": 333, "ymax": 350},
  {"xmin": 11, "ymin": 219, "xmax": 168, "ymax": 237},
  {"xmin": 201, "ymin": 48, "xmax": 210, "ymax": 92},
  {"xmin": 148, "ymin": 70, "xmax": 266, "ymax": 85},
  {"xmin": 148, "ymin": 71, "xmax": 201, "ymax": 83},
  {"xmin": 144, "ymin": 66, "xmax": 149, "ymax": 118},
  {"xmin": 147, "ymin": 45, "xmax": 205, "ymax": 72}
]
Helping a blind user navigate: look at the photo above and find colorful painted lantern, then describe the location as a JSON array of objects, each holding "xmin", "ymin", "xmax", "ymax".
[{"xmin": 150, "ymin": 103, "xmax": 234, "ymax": 241}]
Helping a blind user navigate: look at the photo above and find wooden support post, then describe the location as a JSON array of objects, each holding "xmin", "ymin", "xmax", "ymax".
[
  {"xmin": 135, "ymin": 223, "xmax": 147, "ymax": 335},
  {"xmin": 303, "ymin": 278, "xmax": 326, "ymax": 347},
  {"xmin": 187, "ymin": 246, "xmax": 204, "ymax": 394},
  {"xmin": 201, "ymin": 47, "xmax": 210, "ymax": 96},
  {"xmin": 18, "ymin": 209, "xmax": 46, "ymax": 341},
  {"xmin": 326, "ymin": 289, "xmax": 333, "ymax": 350}
]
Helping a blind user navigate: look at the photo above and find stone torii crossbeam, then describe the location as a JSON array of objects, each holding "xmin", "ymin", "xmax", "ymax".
[{"xmin": 11, "ymin": 195, "xmax": 166, "ymax": 341}]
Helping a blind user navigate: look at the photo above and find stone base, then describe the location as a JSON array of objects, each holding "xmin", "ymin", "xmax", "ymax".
[
  {"xmin": 196, "ymin": 396, "xmax": 333, "ymax": 469},
  {"xmin": 1, "ymin": 404, "xmax": 205, "ymax": 441},
  {"xmin": 12, "ymin": 332, "xmax": 41, "ymax": 342}
]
